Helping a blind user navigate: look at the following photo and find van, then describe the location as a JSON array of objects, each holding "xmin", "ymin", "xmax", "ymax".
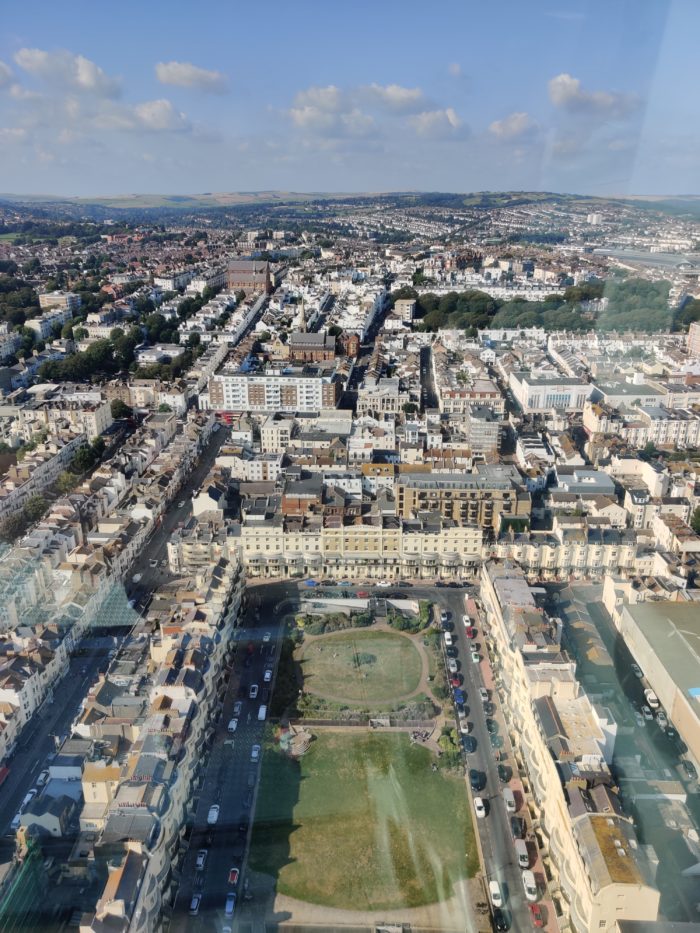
[
  {"xmin": 514, "ymin": 838, "xmax": 529, "ymax": 869},
  {"xmin": 522, "ymin": 869, "xmax": 538, "ymax": 902},
  {"xmin": 502, "ymin": 787, "xmax": 516, "ymax": 814},
  {"xmin": 443, "ymin": 632, "xmax": 453, "ymax": 648},
  {"xmin": 257, "ymin": 704, "xmax": 267, "ymax": 721}
]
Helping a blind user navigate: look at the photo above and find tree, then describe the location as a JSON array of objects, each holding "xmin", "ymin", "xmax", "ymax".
[
  {"xmin": 55, "ymin": 471, "xmax": 79, "ymax": 494},
  {"xmin": 0, "ymin": 513, "xmax": 26, "ymax": 543},
  {"xmin": 23, "ymin": 494, "xmax": 47, "ymax": 523},
  {"xmin": 402, "ymin": 402, "xmax": 418, "ymax": 414},
  {"xmin": 158, "ymin": 403, "xmax": 172, "ymax": 413},
  {"xmin": 61, "ymin": 323, "xmax": 74, "ymax": 340},
  {"xmin": 110, "ymin": 399, "xmax": 133, "ymax": 419},
  {"xmin": 691, "ymin": 506, "xmax": 700, "ymax": 535}
]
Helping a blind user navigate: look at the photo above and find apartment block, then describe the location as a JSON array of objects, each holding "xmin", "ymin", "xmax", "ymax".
[{"xmin": 208, "ymin": 365, "xmax": 340, "ymax": 413}]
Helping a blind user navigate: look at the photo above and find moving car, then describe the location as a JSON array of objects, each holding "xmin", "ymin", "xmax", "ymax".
[
  {"xmin": 263, "ymin": 668, "xmax": 272, "ymax": 683},
  {"xmin": 473, "ymin": 796, "xmax": 487, "ymax": 818},
  {"xmin": 177, "ymin": 501, "xmax": 185, "ymax": 508},
  {"xmin": 233, "ymin": 701, "xmax": 242, "ymax": 716},
  {"xmin": 249, "ymin": 684, "xmax": 259, "ymax": 699},
  {"xmin": 207, "ymin": 804, "xmax": 220, "ymax": 825},
  {"xmin": 195, "ymin": 849, "xmax": 207, "ymax": 869}
]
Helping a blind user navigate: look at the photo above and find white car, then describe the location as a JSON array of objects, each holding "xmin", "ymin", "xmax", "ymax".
[
  {"xmin": 641, "ymin": 705, "xmax": 653, "ymax": 721},
  {"xmin": 471, "ymin": 651, "xmax": 480, "ymax": 664},
  {"xmin": 479, "ymin": 687, "xmax": 489, "ymax": 703},
  {"xmin": 36, "ymin": 770, "xmax": 49, "ymax": 787},
  {"xmin": 656, "ymin": 710, "xmax": 668, "ymax": 729},
  {"xmin": 459, "ymin": 720, "xmax": 471, "ymax": 735},
  {"xmin": 177, "ymin": 501, "xmax": 186, "ymax": 508},
  {"xmin": 376, "ymin": 580, "xmax": 391, "ymax": 588},
  {"xmin": 227, "ymin": 718, "xmax": 238, "ymax": 733},
  {"xmin": 263, "ymin": 669, "xmax": 272, "ymax": 683},
  {"xmin": 522, "ymin": 869, "xmax": 538, "ymax": 902},
  {"xmin": 132, "ymin": 573, "xmax": 142, "ymax": 583},
  {"xmin": 262, "ymin": 632, "xmax": 271, "ymax": 644},
  {"xmin": 195, "ymin": 849, "xmax": 207, "ymax": 869},
  {"xmin": 474, "ymin": 796, "xmax": 487, "ymax": 819},
  {"xmin": 207, "ymin": 804, "xmax": 220, "ymax": 825},
  {"xmin": 489, "ymin": 880, "xmax": 503, "ymax": 908},
  {"xmin": 448, "ymin": 659, "xmax": 458, "ymax": 674},
  {"xmin": 251, "ymin": 744, "xmax": 261, "ymax": 762}
]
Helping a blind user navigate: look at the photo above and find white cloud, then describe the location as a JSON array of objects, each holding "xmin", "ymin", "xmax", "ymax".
[
  {"xmin": 0, "ymin": 127, "xmax": 26, "ymax": 144},
  {"xmin": 293, "ymin": 85, "xmax": 346, "ymax": 112},
  {"xmin": 155, "ymin": 61, "xmax": 228, "ymax": 93},
  {"xmin": 489, "ymin": 111, "xmax": 538, "ymax": 140},
  {"xmin": 409, "ymin": 108, "xmax": 464, "ymax": 138},
  {"xmin": 362, "ymin": 83, "xmax": 427, "ymax": 113},
  {"xmin": 289, "ymin": 104, "xmax": 374, "ymax": 138},
  {"xmin": 133, "ymin": 98, "xmax": 189, "ymax": 132},
  {"xmin": 548, "ymin": 73, "xmax": 639, "ymax": 117},
  {"xmin": 14, "ymin": 48, "xmax": 120, "ymax": 98},
  {"xmin": 448, "ymin": 63, "xmax": 462, "ymax": 78},
  {"xmin": 9, "ymin": 83, "xmax": 41, "ymax": 101},
  {"xmin": 0, "ymin": 60, "xmax": 13, "ymax": 89}
]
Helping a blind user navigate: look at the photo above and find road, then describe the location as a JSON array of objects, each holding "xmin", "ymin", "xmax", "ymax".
[
  {"xmin": 172, "ymin": 582, "xmax": 289, "ymax": 932},
  {"xmin": 420, "ymin": 346, "xmax": 439, "ymax": 411}
]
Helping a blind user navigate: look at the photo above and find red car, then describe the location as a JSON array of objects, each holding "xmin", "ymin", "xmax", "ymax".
[
  {"xmin": 466, "ymin": 627, "xmax": 477, "ymax": 639},
  {"xmin": 450, "ymin": 675, "xmax": 462, "ymax": 687},
  {"xmin": 357, "ymin": 590, "xmax": 369, "ymax": 598},
  {"xmin": 228, "ymin": 866, "xmax": 239, "ymax": 886},
  {"xmin": 529, "ymin": 903, "xmax": 544, "ymax": 927}
]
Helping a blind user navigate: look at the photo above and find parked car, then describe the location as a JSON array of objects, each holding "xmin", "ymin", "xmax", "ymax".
[
  {"xmin": 469, "ymin": 769, "xmax": 485, "ymax": 791},
  {"xmin": 448, "ymin": 659, "xmax": 458, "ymax": 674},
  {"xmin": 195, "ymin": 849, "xmax": 207, "ymax": 870},
  {"xmin": 263, "ymin": 669, "xmax": 272, "ymax": 683},
  {"xmin": 641, "ymin": 705, "xmax": 653, "ymax": 721},
  {"xmin": 227, "ymin": 718, "xmax": 238, "ymax": 733},
  {"xmin": 228, "ymin": 866, "xmax": 239, "ymax": 886},
  {"xmin": 681, "ymin": 759, "xmax": 698, "ymax": 780},
  {"xmin": 529, "ymin": 903, "xmax": 545, "ymax": 927},
  {"xmin": 440, "ymin": 611, "xmax": 449, "ymax": 624},
  {"xmin": 489, "ymin": 880, "xmax": 503, "ymax": 908},
  {"xmin": 462, "ymin": 735, "xmax": 477, "ymax": 753},
  {"xmin": 249, "ymin": 684, "xmax": 259, "ymax": 699},
  {"xmin": 522, "ymin": 869, "xmax": 538, "ymax": 902},
  {"xmin": 498, "ymin": 764, "xmax": 512, "ymax": 783},
  {"xmin": 225, "ymin": 892, "xmax": 236, "ymax": 918},
  {"xmin": 450, "ymin": 675, "xmax": 462, "ymax": 688},
  {"xmin": 207, "ymin": 804, "xmax": 220, "ymax": 825},
  {"xmin": 486, "ymin": 718, "xmax": 498, "ymax": 734},
  {"xmin": 474, "ymin": 796, "xmax": 487, "ymax": 819},
  {"xmin": 251, "ymin": 744, "xmax": 261, "ymax": 762},
  {"xmin": 471, "ymin": 651, "xmax": 480, "ymax": 664},
  {"xmin": 656, "ymin": 710, "xmax": 668, "ymax": 729},
  {"xmin": 36, "ymin": 770, "xmax": 49, "ymax": 787},
  {"xmin": 644, "ymin": 688, "xmax": 660, "ymax": 710},
  {"xmin": 479, "ymin": 687, "xmax": 489, "ymax": 703},
  {"xmin": 376, "ymin": 580, "xmax": 391, "ymax": 588},
  {"xmin": 262, "ymin": 632, "xmax": 271, "ymax": 643},
  {"xmin": 459, "ymin": 720, "xmax": 471, "ymax": 734},
  {"xmin": 631, "ymin": 663, "xmax": 643, "ymax": 678},
  {"xmin": 189, "ymin": 894, "xmax": 201, "ymax": 916},
  {"xmin": 634, "ymin": 711, "xmax": 645, "ymax": 728},
  {"xmin": 493, "ymin": 907, "xmax": 510, "ymax": 931},
  {"xmin": 465, "ymin": 627, "xmax": 477, "ymax": 639},
  {"xmin": 233, "ymin": 701, "xmax": 242, "ymax": 716},
  {"xmin": 511, "ymin": 815, "xmax": 526, "ymax": 839}
]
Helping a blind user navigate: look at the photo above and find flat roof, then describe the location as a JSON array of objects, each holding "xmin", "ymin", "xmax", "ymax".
[{"xmin": 622, "ymin": 601, "xmax": 700, "ymax": 705}]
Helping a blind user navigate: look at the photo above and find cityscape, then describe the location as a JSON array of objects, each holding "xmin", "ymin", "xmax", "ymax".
[{"xmin": 1, "ymin": 3, "xmax": 700, "ymax": 933}]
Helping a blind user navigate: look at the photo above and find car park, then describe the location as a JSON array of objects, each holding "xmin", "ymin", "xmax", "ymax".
[
  {"xmin": 473, "ymin": 796, "xmax": 487, "ymax": 818},
  {"xmin": 195, "ymin": 849, "xmax": 207, "ymax": 869},
  {"xmin": 207, "ymin": 804, "xmax": 220, "ymax": 825},
  {"xmin": 189, "ymin": 894, "xmax": 201, "ymax": 916}
]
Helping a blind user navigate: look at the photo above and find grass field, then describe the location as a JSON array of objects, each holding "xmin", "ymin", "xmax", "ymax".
[
  {"xmin": 249, "ymin": 732, "xmax": 477, "ymax": 910},
  {"xmin": 299, "ymin": 630, "xmax": 422, "ymax": 703}
]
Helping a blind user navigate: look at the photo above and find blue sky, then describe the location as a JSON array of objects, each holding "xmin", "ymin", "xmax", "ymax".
[{"xmin": 0, "ymin": 0, "xmax": 696, "ymax": 197}]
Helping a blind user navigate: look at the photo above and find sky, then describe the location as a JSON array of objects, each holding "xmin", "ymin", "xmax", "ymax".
[{"xmin": 0, "ymin": 0, "xmax": 697, "ymax": 198}]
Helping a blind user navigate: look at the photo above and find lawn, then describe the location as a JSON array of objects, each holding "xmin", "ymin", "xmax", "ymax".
[
  {"xmin": 249, "ymin": 732, "xmax": 477, "ymax": 910},
  {"xmin": 299, "ymin": 629, "xmax": 422, "ymax": 703}
]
